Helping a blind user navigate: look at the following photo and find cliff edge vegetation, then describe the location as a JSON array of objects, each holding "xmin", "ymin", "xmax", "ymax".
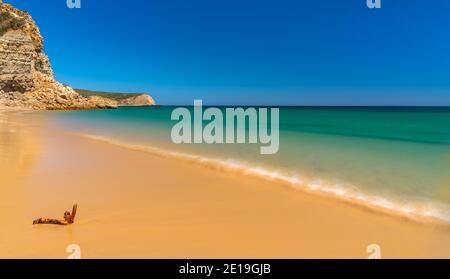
[{"xmin": 76, "ymin": 89, "xmax": 156, "ymax": 107}]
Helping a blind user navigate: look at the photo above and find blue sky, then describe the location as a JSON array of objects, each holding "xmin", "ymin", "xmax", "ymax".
[{"xmin": 5, "ymin": 0, "xmax": 450, "ymax": 105}]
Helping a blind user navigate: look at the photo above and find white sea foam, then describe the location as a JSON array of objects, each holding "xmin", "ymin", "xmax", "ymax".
[{"xmin": 84, "ymin": 134, "xmax": 450, "ymax": 226}]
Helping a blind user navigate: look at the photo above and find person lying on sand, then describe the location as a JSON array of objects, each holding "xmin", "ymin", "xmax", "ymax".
[{"xmin": 33, "ymin": 204, "xmax": 77, "ymax": 226}]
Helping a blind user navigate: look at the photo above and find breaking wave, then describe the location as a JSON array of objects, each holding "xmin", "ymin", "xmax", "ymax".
[{"xmin": 84, "ymin": 134, "xmax": 450, "ymax": 226}]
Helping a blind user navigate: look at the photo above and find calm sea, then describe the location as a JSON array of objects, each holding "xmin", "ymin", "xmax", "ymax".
[{"xmin": 50, "ymin": 107, "xmax": 450, "ymax": 223}]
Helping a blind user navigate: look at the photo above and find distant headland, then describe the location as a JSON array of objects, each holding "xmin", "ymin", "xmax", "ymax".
[{"xmin": 0, "ymin": 2, "xmax": 155, "ymax": 110}]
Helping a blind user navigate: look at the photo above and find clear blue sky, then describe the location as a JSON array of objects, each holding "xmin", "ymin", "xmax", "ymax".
[{"xmin": 5, "ymin": 0, "xmax": 450, "ymax": 105}]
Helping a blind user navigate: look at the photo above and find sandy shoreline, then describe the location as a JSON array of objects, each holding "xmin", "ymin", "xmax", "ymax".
[{"xmin": 1, "ymin": 110, "xmax": 450, "ymax": 259}]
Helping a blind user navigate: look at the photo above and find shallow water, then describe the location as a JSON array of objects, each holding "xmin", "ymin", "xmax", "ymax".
[{"xmin": 47, "ymin": 107, "xmax": 450, "ymax": 222}]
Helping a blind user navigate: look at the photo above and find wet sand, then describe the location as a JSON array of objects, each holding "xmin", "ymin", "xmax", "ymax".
[{"xmin": 1, "ymin": 110, "xmax": 450, "ymax": 259}]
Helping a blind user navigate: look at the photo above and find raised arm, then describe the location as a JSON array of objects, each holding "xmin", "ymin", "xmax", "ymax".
[
  {"xmin": 32, "ymin": 204, "xmax": 78, "ymax": 226},
  {"xmin": 70, "ymin": 204, "xmax": 78, "ymax": 223}
]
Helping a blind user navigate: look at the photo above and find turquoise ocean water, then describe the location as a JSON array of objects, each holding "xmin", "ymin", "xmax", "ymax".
[{"xmin": 50, "ymin": 107, "xmax": 450, "ymax": 223}]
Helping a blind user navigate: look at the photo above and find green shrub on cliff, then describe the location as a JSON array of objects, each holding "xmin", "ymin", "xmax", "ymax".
[{"xmin": 75, "ymin": 89, "xmax": 145, "ymax": 101}]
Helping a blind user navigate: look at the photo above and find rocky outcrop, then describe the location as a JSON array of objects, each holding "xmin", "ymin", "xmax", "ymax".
[
  {"xmin": 118, "ymin": 94, "xmax": 156, "ymax": 106},
  {"xmin": 0, "ymin": 2, "xmax": 117, "ymax": 110},
  {"xmin": 75, "ymin": 89, "xmax": 157, "ymax": 107}
]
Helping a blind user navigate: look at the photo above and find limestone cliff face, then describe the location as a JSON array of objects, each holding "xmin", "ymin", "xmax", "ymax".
[
  {"xmin": 0, "ymin": 2, "xmax": 117, "ymax": 110},
  {"xmin": 118, "ymin": 94, "xmax": 156, "ymax": 106}
]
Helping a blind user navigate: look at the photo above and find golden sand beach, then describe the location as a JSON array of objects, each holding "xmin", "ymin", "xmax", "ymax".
[{"xmin": 1, "ymin": 110, "xmax": 450, "ymax": 259}]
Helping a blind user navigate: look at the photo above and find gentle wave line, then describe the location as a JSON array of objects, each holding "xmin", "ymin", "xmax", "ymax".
[{"xmin": 83, "ymin": 134, "xmax": 450, "ymax": 226}]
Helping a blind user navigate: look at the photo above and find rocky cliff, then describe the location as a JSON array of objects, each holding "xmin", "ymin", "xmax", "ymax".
[
  {"xmin": 0, "ymin": 2, "xmax": 117, "ymax": 110},
  {"xmin": 118, "ymin": 94, "xmax": 155, "ymax": 106}
]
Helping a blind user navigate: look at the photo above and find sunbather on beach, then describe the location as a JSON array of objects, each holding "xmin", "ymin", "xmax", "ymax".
[{"xmin": 33, "ymin": 204, "xmax": 77, "ymax": 226}]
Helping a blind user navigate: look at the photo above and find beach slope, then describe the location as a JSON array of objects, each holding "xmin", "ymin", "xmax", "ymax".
[{"xmin": 1, "ymin": 111, "xmax": 450, "ymax": 259}]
